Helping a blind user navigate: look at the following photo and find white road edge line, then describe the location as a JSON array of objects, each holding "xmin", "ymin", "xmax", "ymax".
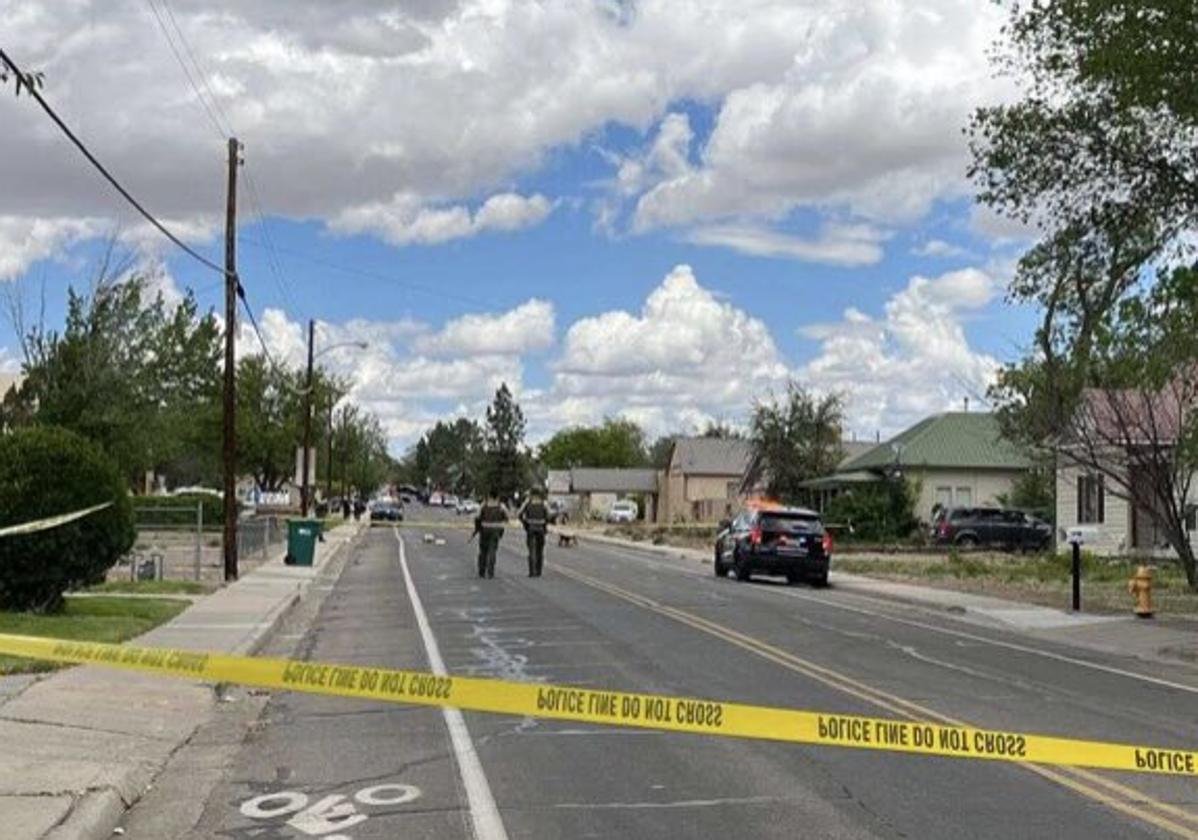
[
  {"xmin": 575, "ymin": 538, "xmax": 1198, "ymax": 697},
  {"xmin": 395, "ymin": 529, "xmax": 509, "ymax": 840}
]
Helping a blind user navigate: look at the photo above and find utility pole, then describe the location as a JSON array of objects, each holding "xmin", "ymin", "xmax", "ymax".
[
  {"xmin": 222, "ymin": 137, "xmax": 240, "ymax": 582},
  {"xmin": 326, "ymin": 402, "xmax": 334, "ymax": 503},
  {"xmin": 301, "ymin": 318, "xmax": 315, "ymax": 517}
]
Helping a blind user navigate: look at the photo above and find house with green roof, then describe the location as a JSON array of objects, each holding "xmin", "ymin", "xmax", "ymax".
[{"xmin": 800, "ymin": 413, "xmax": 1033, "ymax": 522}]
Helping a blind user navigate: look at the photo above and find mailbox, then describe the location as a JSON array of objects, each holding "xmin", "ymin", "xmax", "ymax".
[{"xmin": 1065, "ymin": 525, "xmax": 1099, "ymax": 546}]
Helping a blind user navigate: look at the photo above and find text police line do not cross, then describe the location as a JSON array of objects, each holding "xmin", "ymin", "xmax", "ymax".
[{"xmin": 0, "ymin": 633, "xmax": 1195, "ymax": 778}]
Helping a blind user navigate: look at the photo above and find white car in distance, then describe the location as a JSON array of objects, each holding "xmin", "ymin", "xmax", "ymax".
[{"xmin": 606, "ymin": 500, "xmax": 638, "ymax": 524}]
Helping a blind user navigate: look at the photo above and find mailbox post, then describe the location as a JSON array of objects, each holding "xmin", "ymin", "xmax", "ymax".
[{"xmin": 1065, "ymin": 527, "xmax": 1096, "ymax": 612}]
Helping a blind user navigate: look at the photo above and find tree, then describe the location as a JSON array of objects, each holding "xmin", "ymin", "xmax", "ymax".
[
  {"xmin": 996, "ymin": 462, "xmax": 1057, "ymax": 525},
  {"xmin": 648, "ymin": 435, "xmax": 675, "ymax": 469},
  {"xmin": 825, "ymin": 480, "xmax": 919, "ymax": 542},
  {"xmin": 0, "ymin": 427, "xmax": 135, "ymax": 612},
  {"xmin": 749, "ymin": 382, "xmax": 844, "ymax": 505},
  {"xmin": 483, "ymin": 383, "xmax": 527, "ymax": 500},
  {"xmin": 701, "ymin": 421, "xmax": 743, "ymax": 439},
  {"xmin": 1, "ymin": 67, "xmax": 44, "ymax": 97},
  {"xmin": 409, "ymin": 417, "xmax": 485, "ymax": 495},
  {"xmin": 538, "ymin": 418, "xmax": 648, "ymax": 469},
  {"xmin": 6, "ymin": 260, "xmax": 223, "ymax": 487},
  {"xmin": 971, "ymin": 1, "xmax": 1198, "ymax": 584}
]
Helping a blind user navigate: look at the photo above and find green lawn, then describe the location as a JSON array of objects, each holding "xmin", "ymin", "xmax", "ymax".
[
  {"xmin": 86, "ymin": 579, "xmax": 211, "ymax": 595},
  {"xmin": 0, "ymin": 596, "xmax": 189, "ymax": 675}
]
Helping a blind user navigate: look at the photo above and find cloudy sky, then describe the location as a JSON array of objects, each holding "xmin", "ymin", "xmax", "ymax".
[{"xmin": 1, "ymin": 0, "xmax": 1037, "ymax": 451}]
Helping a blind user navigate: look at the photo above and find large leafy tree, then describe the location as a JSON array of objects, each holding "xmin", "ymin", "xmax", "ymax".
[
  {"xmin": 538, "ymin": 418, "xmax": 648, "ymax": 470},
  {"xmin": 6, "ymin": 264, "xmax": 223, "ymax": 487},
  {"xmin": 483, "ymin": 383, "xmax": 527, "ymax": 500},
  {"xmin": 237, "ymin": 357, "xmax": 345, "ymax": 493},
  {"xmin": 749, "ymin": 382, "xmax": 844, "ymax": 505},
  {"xmin": 407, "ymin": 417, "xmax": 485, "ymax": 495},
  {"xmin": 971, "ymin": 1, "xmax": 1198, "ymax": 583}
]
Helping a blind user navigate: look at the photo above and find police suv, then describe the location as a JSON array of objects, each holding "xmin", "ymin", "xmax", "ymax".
[{"xmin": 714, "ymin": 504, "xmax": 832, "ymax": 587}]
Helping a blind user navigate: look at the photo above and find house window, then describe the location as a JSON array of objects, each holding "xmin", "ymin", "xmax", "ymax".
[
  {"xmin": 955, "ymin": 487, "xmax": 972, "ymax": 507},
  {"xmin": 935, "ymin": 487, "xmax": 952, "ymax": 509},
  {"xmin": 1077, "ymin": 474, "xmax": 1105, "ymax": 524}
]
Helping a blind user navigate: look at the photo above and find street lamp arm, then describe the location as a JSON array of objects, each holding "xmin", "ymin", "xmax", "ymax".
[{"xmin": 314, "ymin": 340, "xmax": 368, "ymax": 361}]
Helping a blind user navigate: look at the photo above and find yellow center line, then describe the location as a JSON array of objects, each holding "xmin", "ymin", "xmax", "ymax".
[{"xmin": 554, "ymin": 564, "xmax": 1198, "ymax": 839}]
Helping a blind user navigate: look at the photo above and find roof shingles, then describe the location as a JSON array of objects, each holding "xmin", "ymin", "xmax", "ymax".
[{"xmin": 842, "ymin": 413, "xmax": 1030, "ymax": 471}]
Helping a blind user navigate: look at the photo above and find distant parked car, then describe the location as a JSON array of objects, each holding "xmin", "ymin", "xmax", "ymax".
[
  {"xmin": 715, "ymin": 504, "xmax": 831, "ymax": 586},
  {"xmin": 456, "ymin": 498, "xmax": 480, "ymax": 515},
  {"xmin": 443, "ymin": 494, "xmax": 459, "ymax": 509},
  {"xmin": 370, "ymin": 501, "xmax": 404, "ymax": 522},
  {"xmin": 606, "ymin": 500, "xmax": 638, "ymax": 524},
  {"xmin": 930, "ymin": 507, "xmax": 1051, "ymax": 552}
]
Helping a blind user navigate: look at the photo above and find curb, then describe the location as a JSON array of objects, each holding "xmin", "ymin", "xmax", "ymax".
[
  {"xmin": 42, "ymin": 788, "xmax": 124, "ymax": 840},
  {"xmin": 42, "ymin": 523, "xmax": 362, "ymax": 840}
]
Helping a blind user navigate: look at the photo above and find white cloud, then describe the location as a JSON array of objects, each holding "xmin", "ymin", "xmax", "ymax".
[
  {"xmin": 330, "ymin": 192, "xmax": 553, "ymax": 245},
  {"xmin": 414, "ymin": 299, "xmax": 555, "ymax": 357},
  {"xmin": 913, "ymin": 238, "xmax": 969, "ymax": 259},
  {"xmin": 799, "ymin": 267, "xmax": 1001, "ymax": 436},
  {"xmin": 688, "ymin": 222, "xmax": 887, "ymax": 266},
  {"xmin": 224, "ymin": 262, "xmax": 1004, "ymax": 450},
  {"xmin": 969, "ymin": 204, "xmax": 1041, "ymax": 245},
  {"xmin": 0, "ymin": 216, "xmax": 104, "ymax": 280},
  {"xmin": 551, "ymin": 264, "xmax": 790, "ymax": 432},
  {"xmin": 0, "ymin": 348, "xmax": 21, "ymax": 374},
  {"xmin": 2, "ymin": 1, "xmax": 1014, "ymax": 269}
]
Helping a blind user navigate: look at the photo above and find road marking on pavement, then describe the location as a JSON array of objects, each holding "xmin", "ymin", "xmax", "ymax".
[
  {"xmin": 582, "ymin": 535, "xmax": 1198, "ymax": 698},
  {"xmin": 238, "ymin": 784, "xmax": 422, "ymax": 838},
  {"xmin": 1, "ymin": 625, "xmax": 1198, "ymax": 786},
  {"xmin": 553, "ymin": 563, "xmax": 1198, "ymax": 839},
  {"xmin": 396, "ymin": 530, "xmax": 510, "ymax": 840}
]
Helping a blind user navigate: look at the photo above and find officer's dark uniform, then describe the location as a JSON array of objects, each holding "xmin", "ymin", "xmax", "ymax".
[
  {"xmin": 473, "ymin": 499, "xmax": 507, "ymax": 578},
  {"xmin": 520, "ymin": 496, "xmax": 549, "ymax": 577}
]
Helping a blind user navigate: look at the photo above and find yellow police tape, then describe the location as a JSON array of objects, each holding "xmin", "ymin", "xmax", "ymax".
[
  {"xmin": 0, "ymin": 633, "xmax": 1194, "ymax": 778},
  {"xmin": 0, "ymin": 502, "xmax": 113, "ymax": 538}
]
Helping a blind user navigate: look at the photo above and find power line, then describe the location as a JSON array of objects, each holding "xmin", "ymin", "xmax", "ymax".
[
  {"xmin": 143, "ymin": 0, "xmax": 227, "ymax": 141},
  {"xmin": 237, "ymin": 235, "xmax": 505, "ymax": 310},
  {"xmin": 158, "ymin": 0, "xmax": 236, "ymax": 135},
  {"xmin": 235, "ymin": 278, "xmax": 282, "ymax": 370},
  {"xmin": 137, "ymin": 5, "xmax": 308, "ymax": 327},
  {"xmin": 0, "ymin": 47, "xmax": 229, "ymax": 277}
]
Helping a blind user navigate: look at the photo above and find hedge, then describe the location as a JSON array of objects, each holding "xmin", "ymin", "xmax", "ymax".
[
  {"xmin": 0, "ymin": 426, "xmax": 136, "ymax": 612},
  {"xmin": 132, "ymin": 493, "xmax": 227, "ymax": 528}
]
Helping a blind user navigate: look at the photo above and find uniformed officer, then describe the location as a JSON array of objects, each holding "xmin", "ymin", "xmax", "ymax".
[
  {"xmin": 473, "ymin": 491, "xmax": 508, "ymax": 579},
  {"xmin": 519, "ymin": 488, "xmax": 550, "ymax": 577}
]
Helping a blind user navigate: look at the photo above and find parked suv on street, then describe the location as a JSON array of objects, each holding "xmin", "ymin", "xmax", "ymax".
[
  {"xmin": 930, "ymin": 506, "xmax": 1051, "ymax": 552},
  {"xmin": 715, "ymin": 505, "xmax": 832, "ymax": 587}
]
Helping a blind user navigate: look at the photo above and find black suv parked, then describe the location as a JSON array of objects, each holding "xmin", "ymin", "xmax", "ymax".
[
  {"xmin": 930, "ymin": 507, "xmax": 1051, "ymax": 551},
  {"xmin": 715, "ymin": 505, "xmax": 832, "ymax": 586}
]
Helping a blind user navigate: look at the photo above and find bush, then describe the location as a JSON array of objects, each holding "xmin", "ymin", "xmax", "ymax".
[
  {"xmin": 132, "ymin": 493, "xmax": 225, "ymax": 528},
  {"xmin": 0, "ymin": 427, "xmax": 135, "ymax": 612},
  {"xmin": 825, "ymin": 480, "xmax": 919, "ymax": 542}
]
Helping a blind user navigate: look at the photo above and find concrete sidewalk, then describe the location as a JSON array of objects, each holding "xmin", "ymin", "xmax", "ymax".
[
  {"xmin": 0, "ymin": 519, "xmax": 364, "ymax": 840},
  {"xmin": 569, "ymin": 528, "xmax": 1198, "ymax": 670}
]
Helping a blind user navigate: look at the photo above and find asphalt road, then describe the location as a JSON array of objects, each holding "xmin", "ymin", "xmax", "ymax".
[{"xmin": 134, "ymin": 507, "xmax": 1198, "ymax": 840}]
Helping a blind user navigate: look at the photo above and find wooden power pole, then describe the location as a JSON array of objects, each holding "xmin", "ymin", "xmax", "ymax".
[
  {"xmin": 301, "ymin": 318, "xmax": 315, "ymax": 517},
  {"xmin": 222, "ymin": 137, "xmax": 240, "ymax": 582}
]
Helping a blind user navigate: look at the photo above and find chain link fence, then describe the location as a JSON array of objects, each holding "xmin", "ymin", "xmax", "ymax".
[{"xmin": 113, "ymin": 504, "xmax": 287, "ymax": 585}]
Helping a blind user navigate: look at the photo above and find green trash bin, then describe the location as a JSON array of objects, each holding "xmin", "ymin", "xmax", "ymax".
[{"xmin": 286, "ymin": 519, "xmax": 323, "ymax": 566}]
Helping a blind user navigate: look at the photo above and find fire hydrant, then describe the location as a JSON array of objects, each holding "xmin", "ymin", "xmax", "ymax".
[{"xmin": 1128, "ymin": 565, "xmax": 1154, "ymax": 618}]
